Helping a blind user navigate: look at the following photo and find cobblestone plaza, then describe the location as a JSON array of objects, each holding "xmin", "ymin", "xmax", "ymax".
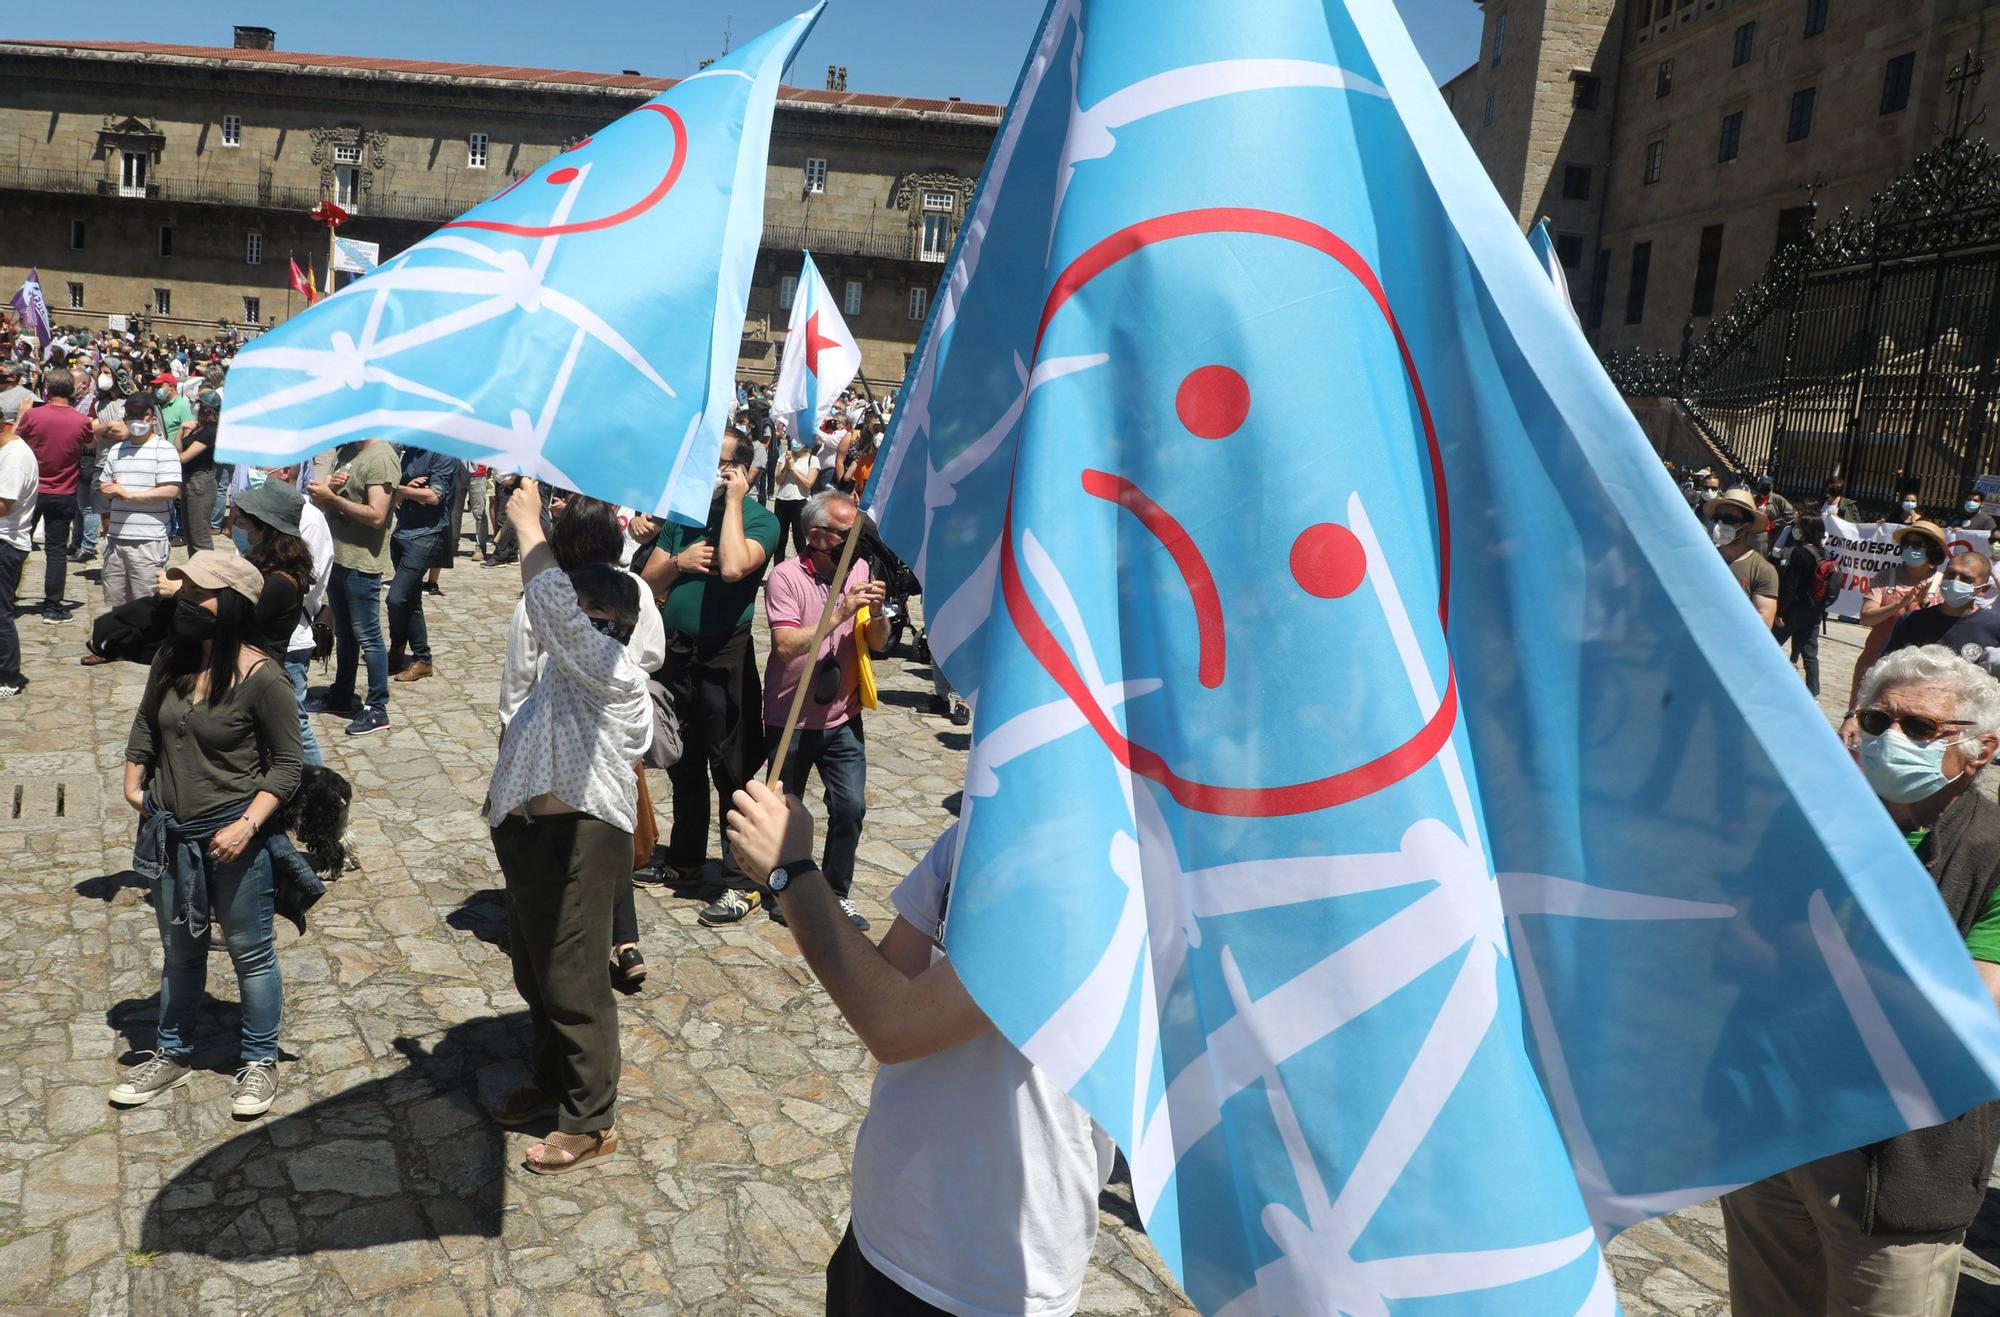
[{"xmin": 3, "ymin": 530, "xmax": 2000, "ymax": 1315}]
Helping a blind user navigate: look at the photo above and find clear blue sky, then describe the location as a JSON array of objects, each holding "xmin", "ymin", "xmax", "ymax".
[{"xmin": 10, "ymin": 1, "xmax": 1484, "ymax": 103}]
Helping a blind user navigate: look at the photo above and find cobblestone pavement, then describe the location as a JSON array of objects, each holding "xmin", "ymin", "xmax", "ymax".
[{"xmin": 4, "ymin": 531, "xmax": 1999, "ymax": 1315}]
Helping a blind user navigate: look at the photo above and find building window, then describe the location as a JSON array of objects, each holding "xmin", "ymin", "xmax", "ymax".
[
  {"xmin": 779, "ymin": 274, "xmax": 797, "ymax": 310},
  {"xmin": 1588, "ymin": 248, "xmax": 1610, "ymax": 330},
  {"xmin": 157, "ymin": 226, "xmax": 173, "ymax": 258},
  {"xmin": 1881, "ymin": 52, "xmax": 1916, "ymax": 115},
  {"xmin": 804, "ymin": 157, "xmax": 827, "ymax": 194},
  {"xmin": 1775, "ymin": 204, "xmax": 1812, "ymax": 253},
  {"xmin": 1732, "ymin": 22, "xmax": 1755, "ymax": 67},
  {"xmin": 1562, "ymin": 165, "xmax": 1593, "ymax": 200},
  {"xmin": 1636, "ymin": 0, "xmax": 1652, "ymax": 23},
  {"xmin": 119, "ymin": 150, "xmax": 148, "ymax": 197},
  {"xmin": 69, "ymin": 220, "xmax": 84, "ymax": 251},
  {"xmin": 1625, "ymin": 242, "xmax": 1652, "ymax": 326},
  {"xmin": 66, "ymin": 282, "xmax": 83, "ymax": 310},
  {"xmin": 246, "ymin": 232, "xmax": 263, "ymax": 265},
  {"xmin": 1803, "ymin": 0, "xmax": 1828, "ymax": 38},
  {"xmin": 920, "ymin": 213, "xmax": 953, "ymax": 263},
  {"xmin": 1643, "ymin": 140, "xmax": 1665, "ymax": 185},
  {"xmin": 1554, "ymin": 233, "xmax": 1584, "ymax": 269},
  {"xmin": 222, "ymin": 114, "xmax": 242, "ymax": 147},
  {"xmin": 333, "ymin": 143, "xmax": 361, "ymax": 164},
  {"xmin": 1572, "ymin": 74, "xmax": 1601, "ymax": 110},
  {"xmin": 1656, "ymin": 58, "xmax": 1674, "ymax": 98},
  {"xmin": 154, "ymin": 288, "xmax": 171, "ymax": 318},
  {"xmin": 335, "ymin": 165, "xmax": 361, "ymax": 209},
  {"xmin": 844, "ymin": 279, "xmax": 863, "ymax": 317},
  {"xmin": 1491, "ymin": 13, "xmax": 1506, "ymax": 65},
  {"xmin": 922, "ymin": 190, "xmax": 954, "ymax": 213},
  {"xmin": 468, "ymin": 132, "xmax": 489, "ymax": 169},
  {"xmin": 1787, "ymin": 87, "xmax": 1816, "ymax": 141},
  {"xmin": 1482, "ymin": 95, "xmax": 1495, "ymax": 127},
  {"xmin": 1719, "ymin": 110, "xmax": 1743, "ymax": 162},
  {"xmin": 243, "ymin": 296, "xmax": 261, "ymax": 325},
  {"xmin": 1691, "ymin": 224, "xmax": 1725, "ymax": 317},
  {"xmin": 908, "ymin": 286, "xmax": 928, "ymax": 320}
]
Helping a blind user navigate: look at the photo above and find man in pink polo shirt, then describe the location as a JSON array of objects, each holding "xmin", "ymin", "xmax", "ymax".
[{"xmin": 761, "ymin": 490, "xmax": 887, "ymax": 929}]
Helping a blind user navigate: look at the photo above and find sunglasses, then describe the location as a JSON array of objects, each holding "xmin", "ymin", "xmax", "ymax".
[
  {"xmin": 1715, "ymin": 515, "xmax": 1752, "ymax": 528},
  {"xmin": 1856, "ymin": 708, "xmax": 1974, "ymax": 742}
]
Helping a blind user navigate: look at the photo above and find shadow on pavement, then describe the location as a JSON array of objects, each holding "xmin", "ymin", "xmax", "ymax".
[
  {"xmin": 75, "ymin": 869, "xmax": 147, "ymax": 902},
  {"xmin": 135, "ymin": 1018, "xmax": 532, "ymax": 1260}
]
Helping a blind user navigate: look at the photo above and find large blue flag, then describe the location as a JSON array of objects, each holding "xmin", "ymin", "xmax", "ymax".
[
  {"xmin": 868, "ymin": 0, "xmax": 2000, "ymax": 1310},
  {"xmin": 216, "ymin": 6, "xmax": 822, "ymax": 525}
]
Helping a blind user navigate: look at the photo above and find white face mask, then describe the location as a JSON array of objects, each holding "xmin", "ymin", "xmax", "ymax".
[
  {"xmin": 96, "ymin": 373, "xmax": 113, "ymax": 392},
  {"xmin": 1710, "ymin": 519, "xmax": 1741, "ymax": 547},
  {"xmin": 127, "ymin": 420, "xmax": 152, "ymax": 438},
  {"xmin": 1699, "ymin": 488, "xmax": 1719, "ymax": 502}
]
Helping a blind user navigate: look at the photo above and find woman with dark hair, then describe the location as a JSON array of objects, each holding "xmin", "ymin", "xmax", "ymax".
[
  {"xmin": 498, "ymin": 493, "xmax": 665, "ymax": 987},
  {"xmin": 486, "ymin": 479, "xmax": 651, "ymax": 1174},
  {"xmin": 234, "ymin": 477, "xmax": 332, "ymax": 767},
  {"xmin": 110, "ymin": 550, "xmax": 302, "ymax": 1118}
]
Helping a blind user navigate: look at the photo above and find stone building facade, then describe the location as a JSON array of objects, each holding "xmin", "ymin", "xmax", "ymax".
[
  {"xmin": 0, "ymin": 29, "xmax": 1001, "ymax": 386},
  {"xmin": 1442, "ymin": 0, "xmax": 2000, "ymax": 356}
]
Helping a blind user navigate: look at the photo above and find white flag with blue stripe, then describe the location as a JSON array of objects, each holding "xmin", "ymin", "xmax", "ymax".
[
  {"xmin": 216, "ymin": 6, "xmax": 822, "ymax": 525},
  {"xmin": 869, "ymin": 0, "xmax": 2000, "ymax": 1310}
]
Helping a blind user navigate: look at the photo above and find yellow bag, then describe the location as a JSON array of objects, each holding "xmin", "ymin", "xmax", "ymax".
[{"xmin": 853, "ymin": 605, "xmax": 880, "ymax": 710}]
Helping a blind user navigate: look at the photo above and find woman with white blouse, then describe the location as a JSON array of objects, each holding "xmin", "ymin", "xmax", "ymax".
[{"xmin": 484, "ymin": 478, "xmax": 650, "ymax": 1175}]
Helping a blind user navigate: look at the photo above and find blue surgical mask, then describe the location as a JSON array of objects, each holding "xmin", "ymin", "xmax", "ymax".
[
  {"xmin": 1903, "ymin": 499, "xmax": 1919, "ymax": 512},
  {"xmin": 1902, "ymin": 545, "xmax": 1930, "ymax": 567},
  {"xmin": 1942, "ymin": 578, "xmax": 1979, "ymax": 608},
  {"xmin": 1969, "ymin": 500, "xmax": 1983, "ymax": 514},
  {"xmin": 1858, "ymin": 728, "xmax": 1973, "ymax": 804},
  {"xmin": 231, "ymin": 527, "xmax": 254, "ymax": 555}
]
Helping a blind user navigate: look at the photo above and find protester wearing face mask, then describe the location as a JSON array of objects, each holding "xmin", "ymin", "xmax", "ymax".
[
  {"xmin": 1897, "ymin": 487, "xmax": 1924, "ymax": 525},
  {"xmin": 69, "ymin": 371, "xmax": 123, "ymax": 563},
  {"xmin": 1959, "ymin": 488, "xmax": 1996, "ymax": 532},
  {"xmin": 1703, "ymin": 489, "xmax": 1779, "ymax": 629},
  {"xmin": 234, "ymin": 478, "xmax": 332, "ymax": 768},
  {"xmin": 1879, "ymin": 550, "xmax": 2000, "ymax": 669},
  {"xmin": 1843, "ymin": 520, "xmax": 1949, "ymax": 747},
  {"xmin": 1692, "ymin": 472, "xmax": 1722, "ymax": 510},
  {"xmin": 93, "ymin": 392, "xmax": 182, "ymax": 612},
  {"xmin": 1725, "ymin": 644, "xmax": 2000, "ymax": 1317},
  {"xmin": 148, "ymin": 372, "xmax": 193, "ymax": 450},
  {"xmin": 1820, "ymin": 477, "xmax": 1860, "ymax": 524}
]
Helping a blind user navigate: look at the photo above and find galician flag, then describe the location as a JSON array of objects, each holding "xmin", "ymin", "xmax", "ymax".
[
  {"xmin": 772, "ymin": 250, "xmax": 861, "ymax": 437},
  {"xmin": 217, "ymin": 5, "xmax": 824, "ymax": 526},
  {"xmin": 867, "ymin": 0, "xmax": 2000, "ymax": 1311},
  {"xmin": 1527, "ymin": 218, "xmax": 1582, "ymax": 329},
  {"xmin": 9, "ymin": 268, "xmax": 50, "ymax": 349}
]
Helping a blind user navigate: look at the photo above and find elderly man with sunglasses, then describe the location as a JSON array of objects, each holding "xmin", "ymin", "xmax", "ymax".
[
  {"xmin": 1881, "ymin": 550, "xmax": 2000, "ymax": 673},
  {"xmin": 1705, "ymin": 487, "xmax": 1779, "ymax": 629},
  {"xmin": 1723, "ymin": 644, "xmax": 2000, "ymax": 1317}
]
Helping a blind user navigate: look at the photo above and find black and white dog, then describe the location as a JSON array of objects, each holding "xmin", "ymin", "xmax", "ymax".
[{"xmin": 277, "ymin": 764, "xmax": 354, "ymax": 877}]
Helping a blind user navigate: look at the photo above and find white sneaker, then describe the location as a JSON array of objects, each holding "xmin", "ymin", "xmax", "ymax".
[
  {"xmin": 108, "ymin": 1052, "xmax": 192, "ymax": 1107},
  {"xmin": 230, "ymin": 1060, "xmax": 278, "ymax": 1117}
]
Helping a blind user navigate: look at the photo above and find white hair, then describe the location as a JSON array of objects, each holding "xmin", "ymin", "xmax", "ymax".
[
  {"xmin": 1859, "ymin": 645, "xmax": 2000, "ymax": 746},
  {"xmin": 801, "ymin": 489, "xmax": 857, "ymax": 534}
]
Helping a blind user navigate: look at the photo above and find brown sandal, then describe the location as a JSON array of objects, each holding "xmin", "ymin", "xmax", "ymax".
[{"xmin": 523, "ymin": 1128, "xmax": 618, "ymax": 1175}]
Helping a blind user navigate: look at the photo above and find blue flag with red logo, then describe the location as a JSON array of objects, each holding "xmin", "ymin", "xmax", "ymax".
[
  {"xmin": 217, "ymin": 6, "xmax": 822, "ymax": 525},
  {"xmin": 868, "ymin": 0, "xmax": 2000, "ymax": 1310}
]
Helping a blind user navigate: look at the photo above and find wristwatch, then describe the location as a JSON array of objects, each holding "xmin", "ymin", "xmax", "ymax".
[{"xmin": 767, "ymin": 859, "xmax": 820, "ymax": 895}]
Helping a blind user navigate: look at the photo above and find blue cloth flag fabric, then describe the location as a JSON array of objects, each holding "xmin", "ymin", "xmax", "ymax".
[
  {"xmin": 216, "ymin": 6, "xmax": 822, "ymax": 525},
  {"xmin": 868, "ymin": 0, "xmax": 2000, "ymax": 1310}
]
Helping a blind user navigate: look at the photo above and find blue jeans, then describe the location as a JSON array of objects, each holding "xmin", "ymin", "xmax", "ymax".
[
  {"xmin": 386, "ymin": 530, "xmax": 444, "ymax": 665},
  {"xmin": 771, "ymin": 719, "xmax": 866, "ymax": 898},
  {"xmin": 328, "ymin": 563, "xmax": 389, "ymax": 714},
  {"xmin": 285, "ymin": 647, "xmax": 324, "ymax": 767},
  {"xmin": 153, "ymin": 834, "xmax": 282, "ymax": 1064},
  {"xmin": 210, "ymin": 465, "xmax": 233, "ymax": 529}
]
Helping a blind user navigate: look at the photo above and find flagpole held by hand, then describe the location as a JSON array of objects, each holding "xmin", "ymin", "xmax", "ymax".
[{"xmin": 764, "ymin": 519, "xmax": 865, "ymax": 790}]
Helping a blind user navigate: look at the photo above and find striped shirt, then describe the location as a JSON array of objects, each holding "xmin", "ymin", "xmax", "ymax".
[{"xmin": 99, "ymin": 433, "xmax": 182, "ymax": 541}]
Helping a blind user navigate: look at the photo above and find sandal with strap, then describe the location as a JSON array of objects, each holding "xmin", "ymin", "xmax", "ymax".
[
  {"xmin": 524, "ymin": 1128, "xmax": 618, "ymax": 1176},
  {"xmin": 611, "ymin": 945, "xmax": 647, "ymax": 986}
]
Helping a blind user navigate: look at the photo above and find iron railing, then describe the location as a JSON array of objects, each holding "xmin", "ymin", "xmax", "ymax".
[{"xmin": 764, "ymin": 222, "xmax": 938, "ymax": 263}]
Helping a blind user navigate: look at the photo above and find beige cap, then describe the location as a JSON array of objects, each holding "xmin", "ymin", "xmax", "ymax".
[
  {"xmin": 1894, "ymin": 520, "xmax": 1948, "ymax": 555},
  {"xmin": 167, "ymin": 549, "xmax": 263, "ymax": 603},
  {"xmin": 1703, "ymin": 488, "xmax": 1760, "ymax": 522}
]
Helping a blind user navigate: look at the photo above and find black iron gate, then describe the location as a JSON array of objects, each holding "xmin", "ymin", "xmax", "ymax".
[{"xmin": 1605, "ymin": 69, "xmax": 2000, "ymax": 513}]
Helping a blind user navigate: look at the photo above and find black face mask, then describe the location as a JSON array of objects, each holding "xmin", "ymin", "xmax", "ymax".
[
  {"xmin": 172, "ymin": 597, "xmax": 218, "ymax": 642},
  {"xmin": 589, "ymin": 615, "xmax": 633, "ymax": 646}
]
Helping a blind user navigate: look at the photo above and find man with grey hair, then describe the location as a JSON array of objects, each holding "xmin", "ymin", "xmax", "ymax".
[
  {"xmin": 1723, "ymin": 643, "xmax": 2000, "ymax": 1317},
  {"xmin": 759, "ymin": 488, "xmax": 887, "ymax": 929}
]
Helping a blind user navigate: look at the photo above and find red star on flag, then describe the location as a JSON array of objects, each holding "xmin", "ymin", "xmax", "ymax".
[{"xmin": 803, "ymin": 311, "xmax": 841, "ymax": 376}]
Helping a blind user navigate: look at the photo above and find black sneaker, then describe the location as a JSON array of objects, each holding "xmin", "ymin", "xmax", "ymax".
[
  {"xmin": 697, "ymin": 890, "xmax": 753, "ymax": 926},
  {"xmin": 67, "ymin": 549, "xmax": 95, "ymax": 564},
  {"xmin": 40, "ymin": 604, "xmax": 71, "ymax": 625},
  {"xmin": 838, "ymin": 898, "xmax": 871, "ymax": 931},
  {"xmin": 422, "ymin": 582, "xmax": 442, "ymax": 596},
  {"xmin": 344, "ymin": 708, "xmax": 391, "ymax": 737},
  {"xmin": 950, "ymin": 699, "xmax": 971, "ymax": 727}
]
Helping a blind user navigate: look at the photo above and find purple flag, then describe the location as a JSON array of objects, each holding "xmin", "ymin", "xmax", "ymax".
[{"xmin": 9, "ymin": 268, "xmax": 51, "ymax": 350}]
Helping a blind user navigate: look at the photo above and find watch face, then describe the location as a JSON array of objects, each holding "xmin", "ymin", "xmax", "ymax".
[{"xmin": 769, "ymin": 866, "xmax": 790, "ymax": 892}]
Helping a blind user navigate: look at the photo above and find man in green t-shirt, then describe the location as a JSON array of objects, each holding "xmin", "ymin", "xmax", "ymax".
[
  {"xmin": 1705, "ymin": 488, "xmax": 1778, "ymax": 630},
  {"xmin": 637, "ymin": 436, "xmax": 781, "ymax": 923},
  {"xmin": 304, "ymin": 437, "xmax": 400, "ymax": 736}
]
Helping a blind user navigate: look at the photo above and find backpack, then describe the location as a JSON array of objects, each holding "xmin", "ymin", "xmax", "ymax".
[{"xmin": 1808, "ymin": 548, "xmax": 1840, "ymax": 609}]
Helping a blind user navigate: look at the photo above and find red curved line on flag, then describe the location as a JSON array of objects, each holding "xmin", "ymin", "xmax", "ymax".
[
  {"xmin": 1032, "ymin": 207, "xmax": 1451, "ymax": 628},
  {"xmin": 1000, "ymin": 494, "xmax": 1459, "ymax": 818},
  {"xmin": 1081, "ymin": 469, "xmax": 1225, "ymax": 689},
  {"xmin": 442, "ymin": 105, "xmax": 686, "ymax": 238}
]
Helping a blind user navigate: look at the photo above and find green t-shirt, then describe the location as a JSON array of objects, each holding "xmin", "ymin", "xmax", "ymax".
[
  {"xmin": 327, "ymin": 441, "xmax": 402, "ymax": 575},
  {"xmin": 156, "ymin": 393, "xmax": 194, "ymax": 445},
  {"xmin": 658, "ymin": 497, "xmax": 781, "ymax": 637},
  {"xmin": 1909, "ymin": 827, "xmax": 2000, "ymax": 963}
]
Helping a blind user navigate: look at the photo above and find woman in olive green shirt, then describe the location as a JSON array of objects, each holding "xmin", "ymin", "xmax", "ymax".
[{"xmin": 110, "ymin": 551, "xmax": 301, "ymax": 1119}]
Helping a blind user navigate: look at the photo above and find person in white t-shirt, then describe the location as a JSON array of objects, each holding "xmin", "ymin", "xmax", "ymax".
[
  {"xmin": 726, "ymin": 789, "xmax": 1114, "ymax": 1316},
  {"xmin": 93, "ymin": 391, "xmax": 182, "ymax": 609},
  {"xmin": 0, "ymin": 419, "xmax": 41, "ymax": 696}
]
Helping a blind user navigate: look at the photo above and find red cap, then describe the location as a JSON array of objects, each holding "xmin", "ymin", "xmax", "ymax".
[{"xmin": 148, "ymin": 371, "xmax": 175, "ymax": 385}]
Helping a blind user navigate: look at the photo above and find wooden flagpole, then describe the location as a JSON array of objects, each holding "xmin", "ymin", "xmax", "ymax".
[{"xmin": 763, "ymin": 517, "xmax": 864, "ymax": 790}]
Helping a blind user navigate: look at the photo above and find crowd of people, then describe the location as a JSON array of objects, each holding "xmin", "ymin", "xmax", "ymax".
[{"xmin": 16, "ymin": 310, "xmax": 2000, "ymax": 1312}]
